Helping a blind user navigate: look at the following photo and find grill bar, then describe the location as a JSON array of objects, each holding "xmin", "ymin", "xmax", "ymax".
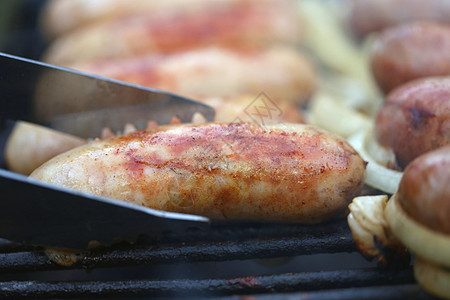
[
  {"xmin": 0, "ymin": 227, "xmax": 355, "ymax": 273},
  {"xmin": 0, "ymin": 219, "xmax": 350, "ymax": 251},
  {"xmin": 0, "ymin": 268, "xmax": 415, "ymax": 299},
  {"xmin": 0, "ymin": 239, "xmax": 34, "ymax": 254},
  {"xmin": 0, "ymin": 219, "xmax": 423, "ymax": 299},
  {"xmin": 220, "ymin": 284, "xmax": 435, "ymax": 300}
]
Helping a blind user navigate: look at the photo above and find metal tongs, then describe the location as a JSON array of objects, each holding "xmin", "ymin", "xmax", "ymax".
[{"xmin": 0, "ymin": 52, "xmax": 215, "ymax": 249}]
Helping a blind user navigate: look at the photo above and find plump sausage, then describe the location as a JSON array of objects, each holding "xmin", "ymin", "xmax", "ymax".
[
  {"xmin": 40, "ymin": 0, "xmax": 249, "ymax": 39},
  {"xmin": 41, "ymin": 0, "xmax": 302, "ymax": 65},
  {"xmin": 396, "ymin": 145, "xmax": 450, "ymax": 234},
  {"xmin": 29, "ymin": 122, "xmax": 366, "ymax": 223},
  {"xmin": 65, "ymin": 46, "xmax": 316, "ymax": 106},
  {"xmin": 349, "ymin": 0, "xmax": 450, "ymax": 39},
  {"xmin": 199, "ymin": 94, "xmax": 304, "ymax": 124},
  {"xmin": 5, "ymin": 121, "xmax": 86, "ymax": 175},
  {"xmin": 375, "ymin": 77, "xmax": 450, "ymax": 168},
  {"xmin": 370, "ymin": 21, "xmax": 450, "ymax": 94}
]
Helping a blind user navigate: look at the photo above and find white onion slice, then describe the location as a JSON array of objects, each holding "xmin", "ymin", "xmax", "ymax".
[
  {"xmin": 349, "ymin": 195, "xmax": 389, "ymax": 242},
  {"xmin": 348, "ymin": 195, "xmax": 408, "ymax": 264},
  {"xmin": 308, "ymin": 92, "xmax": 372, "ymax": 138},
  {"xmin": 385, "ymin": 194, "xmax": 450, "ymax": 267},
  {"xmin": 414, "ymin": 257, "xmax": 450, "ymax": 300},
  {"xmin": 348, "ymin": 127, "xmax": 403, "ymax": 194}
]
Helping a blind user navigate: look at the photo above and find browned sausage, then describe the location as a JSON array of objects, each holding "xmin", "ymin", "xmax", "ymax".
[
  {"xmin": 349, "ymin": 0, "xmax": 450, "ymax": 39},
  {"xmin": 396, "ymin": 145, "xmax": 450, "ymax": 234},
  {"xmin": 5, "ymin": 121, "xmax": 86, "ymax": 175},
  {"xmin": 29, "ymin": 122, "xmax": 366, "ymax": 223},
  {"xmin": 370, "ymin": 21, "xmax": 450, "ymax": 94},
  {"xmin": 375, "ymin": 77, "xmax": 450, "ymax": 168},
  {"xmin": 65, "ymin": 46, "xmax": 316, "ymax": 106},
  {"xmin": 198, "ymin": 94, "xmax": 304, "ymax": 124},
  {"xmin": 42, "ymin": 0, "xmax": 302, "ymax": 65},
  {"xmin": 40, "ymin": 0, "xmax": 247, "ymax": 39}
]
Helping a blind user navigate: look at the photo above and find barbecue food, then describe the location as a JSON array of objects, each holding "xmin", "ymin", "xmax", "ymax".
[
  {"xmin": 39, "ymin": 0, "xmax": 313, "ymax": 112},
  {"xmin": 67, "ymin": 46, "xmax": 316, "ymax": 105},
  {"xmin": 390, "ymin": 146, "xmax": 450, "ymax": 235},
  {"xmin": 347, "ymin": 195, "xmax": 409, "ymax": 265},
  {"xmin": 41, "ymin": 0, "xmax": 302, "ymax": 65},
  {"xmin": 349, "ymin": 0, "xmax": 450, "ymax": 39},
  {"xmin": 29, "ymin": 122, "xmax": 366, "ymax": 223},
  {"xmin": 375, "ymin": 77, "xmax": 450, "ymax": 168},
  {"xmin": 40, "ymin": 0, "xmax": 252, "ymax": 39},
  {"xmin": 348, "ymin": 126, "xmax": 402, "ymax": 194},
  {"xmin": 199, "ymin": 94, "xmax": 304, "ymax": 124},
  {"xmin": 386, "ymin": 145, "xmax": 450, "ymax": 299},
  {"xmin": 348, "ymin": 145, "xmax": 450, "ymax": 299},
  {"xmin": 348, "ymin": 76, "xmax": 449, "ymax": 193},
  {"xmin": 370, "ymin": 21, "xmax": 450, "ymax": 94},
  {"xmin": 4, "ymin": 121, "xmax": 86, "ymax": 175}
]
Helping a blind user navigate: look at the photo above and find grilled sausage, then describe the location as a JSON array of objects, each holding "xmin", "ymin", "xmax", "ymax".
[
  {"xmin": 42, "ymin": 0, "xmax": 302, "ymax": 65},
  {"xmin": 40, "ymin": 0, "xmax": 247, "ymax": 39},
  {"xmin": 396, "ymin": 145, "xmax": 450, "ymax": 234},
  {"xmin": 384, "ymin": 145, "xmax": 450, "ymax": 299},
  {"xmin": 199, "ymin": 94, "xmax": 304, "ymax": 124},
  {"xmin": 29, "ymin": 122, "xmax": 366, "ymax": 223},
  {"xmin": 375, "ymin": 77, "xmax": 450, "ymax": 168},
  {"xmin": 370, "ymin": 21, "xmax": 450, "ymax": 94},
  {"xmin": 349, "ymin": 0, "xmax": 450, "ymax": 39},
  {"xmin": 348, "ymin": 145, "xmax": 450, "ymax": 299},
  {"xmin": 5, "ymin": 121, "xmax": 86, "ymax": 175},
  {"xmin": 66, "ymin": 46, "xmax": 316, "ymax": 105}
]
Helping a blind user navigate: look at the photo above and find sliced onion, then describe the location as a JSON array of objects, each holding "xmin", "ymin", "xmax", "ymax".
[
  {"xmin": 348, "ymin": 127, "xmax": 403, "ymax": 194},
  {"xmin": 308, "ymin": 92, "xmax": 372, "ymax": 138},
  {"xmin": 414, "ymin": 257, "xmax": 450, "ymax": 299},
  {"xmin": 363, "ymin": 128, "xmax": 397, "ymax": 168},
  {"xmin": 348, "ymin": 195, "xmax": 389, "ymax": 242},
  {"xmin": 385, "ymin": 194, "xmax": 450, "ymax": 267},
  {"xmin": 347, "ymin": 212, "xmax": 380, "ymax": 258},
  {"xmin": 348, "ymin": 195, "xmax": 408, "ymax": 265}
]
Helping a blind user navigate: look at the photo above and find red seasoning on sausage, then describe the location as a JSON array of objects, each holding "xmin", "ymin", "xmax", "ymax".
[{"xmin": 30, "ymin": 122, "xmax": 366, "ymax": 223}]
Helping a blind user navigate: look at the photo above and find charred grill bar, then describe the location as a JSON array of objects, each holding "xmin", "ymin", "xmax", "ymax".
[
  {"xmin": 0, "ymin": 271, "xmax": 418, "ymax": 299},
  {"xmin": 0, "ymin": 220, "xmax": 436, "ymax": 299}
]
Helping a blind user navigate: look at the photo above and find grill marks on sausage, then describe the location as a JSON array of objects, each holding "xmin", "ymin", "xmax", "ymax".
[
  {"xmin": 114, "ymin": 123, "xmax": 350, "ymax": 180},
  {"xmin": 110, "ymin": 123, "xmax": 355, "ymax": 217},
  {"xmin": 29, "ymin": 122, "xmax": 366, "ymax": 222}
]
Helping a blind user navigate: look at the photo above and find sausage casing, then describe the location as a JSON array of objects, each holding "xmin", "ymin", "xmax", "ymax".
[
  {"xmin": 370, "ymin": 21, "xmax": 450, "ymax": 94},
  {"xmin": 349, "ymin": 0, "xmax": 450, "ymax": 39},
  {"xmin": 30, "ymin": 123, "xmax": 366, "ymax": 223},
  {"xmin": 42, "ymin": 0, "xmax": 302, "ymax": 65},
  {"xmin": 66, "ymin": 47, "xmax": 316, "ymax": 106},
  {"xmin": 397, "ymin": 145, "xmax": 450, "ymax": 234},
  {"xmin": 375, "ymin": 77, "xmax": 450, "ymax": 168}
]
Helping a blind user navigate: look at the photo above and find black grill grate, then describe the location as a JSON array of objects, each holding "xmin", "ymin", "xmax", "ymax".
[
  {"xmin": 0, "ymin": 270, "xmax": 418, "ymax": 299},
  {"xmin": 0, "ymin": 219, "xmax": 437, "ymax": 299},
  {"xmin": 0, "ymin": 219, "xmax": 355, "ymax": 273}
]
